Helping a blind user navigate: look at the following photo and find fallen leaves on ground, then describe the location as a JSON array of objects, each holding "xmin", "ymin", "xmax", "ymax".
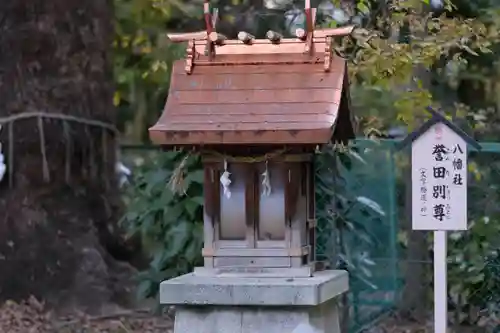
[{"xmin": 0, "ymin": 296, "xmax": 173, "ymax": 333}]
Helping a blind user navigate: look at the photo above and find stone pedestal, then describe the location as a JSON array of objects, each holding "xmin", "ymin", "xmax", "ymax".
[{"xmin": 160, "ymin": 270, "xmax": 349, "ymax": 333}]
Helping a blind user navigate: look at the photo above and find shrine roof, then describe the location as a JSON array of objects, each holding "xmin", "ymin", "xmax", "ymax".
[
  {"xmin": 148, "ymin": 1, "xmax": 355, "ymax": 146},
  {"xmin": 149, "ymin": 56, "xmax": 353, "ymax": 146}
]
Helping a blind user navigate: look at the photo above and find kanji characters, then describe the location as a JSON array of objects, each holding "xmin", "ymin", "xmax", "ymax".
[
  {"xmin": 453, "ymin": 174, "xmax": 463, "ymax": 186},
  {"xmin": 452, "ymin": 158, "xmax": 463, "ymax": 170},
  {"xmin": 433, "ymin": 204, "xmax": 445, "ymax": 221},
  {"xmin": 433, "ymin": 185, "xmax": 448, "ymax": 199},
  {"xmin": 433, "ymin": 166, "xmax": 447, "ymax": 179},
  {"xmin": 432, "ymin": 144, "xmax": 448, "ymax": 161},
  {"xmin": 419, "ymin": 168, "xmax": 428, "ymax": 216},
  {"xmin": 427, "ymin": 139, "xmax": 466, "ymax": 223},
  {"xmin": 452, "ymin": 144, "xmax": 463, "ymax": 154}
]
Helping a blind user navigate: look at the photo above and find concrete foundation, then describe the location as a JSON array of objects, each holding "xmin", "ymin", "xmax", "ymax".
[{"xmin": 160, "ymin": 270, "xmax": 349, "ymax": 333}]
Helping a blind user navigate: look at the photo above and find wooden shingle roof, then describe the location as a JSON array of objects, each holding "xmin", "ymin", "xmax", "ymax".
[{"xmin": 149, "ymin": 1, "xmax": 355, "ymax": 147}]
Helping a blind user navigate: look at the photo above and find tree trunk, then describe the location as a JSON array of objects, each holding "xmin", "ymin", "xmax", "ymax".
[{"xmin": 0, "ymin": 0, "xmax": 135, "ymax": 313}]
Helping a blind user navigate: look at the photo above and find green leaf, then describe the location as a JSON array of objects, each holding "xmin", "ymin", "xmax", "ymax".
[
  {"xmin": 347, "ymin": 150, "xmax": 367, "ymax": 165},
  {"xmin": 184, "ymin": 198, "xmax": 201, "ymax": 219},
  {"xmin": 122, "ymin": 211, "xmax": 139, "ymax": 223},
  {"xmin": 184, "ymin": 169, "xmax": 204, "ymax": 188},
  {"xmin": 136, "ymin": 280, "xmax": 153, "ymax": 300},
  {"xmin": 190, "ymin": 196, "xmax": 204, "ymax": 205},
  {"xmin": 151, "ymin": 247, "xmax": 166, "ymax": 271},
  {"xmin": 164, "ymin": 222, "xmax": 190, "ymax": 257},
  {"xmin": 160, "ymin": 188, "xmax": 174, "ymax": 204},
  {"xmin": 140, "ymin": 214, "xmax": 155, "ymax": 237},
  {"xmin": 356, "ymin": 196, "xmax": 386, "ymax": 216},
  {"xmin": 163, "ymin": 203, "xmax": 184, "ymax": 223},
  {"xmin": 357, "ymin": 2, "xmax": 370, "ymax": 14}
]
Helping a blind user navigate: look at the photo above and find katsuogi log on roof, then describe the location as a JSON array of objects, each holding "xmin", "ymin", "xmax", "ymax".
[{"xmin": 149, "ymin": 1, "xmax": 356, "ymax": 147}]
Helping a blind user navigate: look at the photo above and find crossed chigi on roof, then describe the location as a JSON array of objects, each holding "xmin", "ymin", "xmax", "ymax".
[{"xmin": 149, "ymin": 0, "xmax": 357, "ymax": 147}]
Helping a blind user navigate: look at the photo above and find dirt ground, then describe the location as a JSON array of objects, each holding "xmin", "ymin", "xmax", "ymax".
[
  {"xmin": 4, "ymin": 297, "xmax": 495, "ymax": 333},
  {"xmin": 362, "ymin": 312, "xmax": 495, "ymax": 333},
  {"xmin": 0, "ymin": 297, "xmax": 173, "ymax": 333}
]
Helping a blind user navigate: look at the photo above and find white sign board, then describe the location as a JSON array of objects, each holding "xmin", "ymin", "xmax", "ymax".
[{"xmin": 411, "ymin": 122, "xmax": 468, "ymax": 231}]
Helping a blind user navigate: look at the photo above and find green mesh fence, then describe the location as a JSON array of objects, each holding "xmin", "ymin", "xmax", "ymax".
[
  {"xmin": 315, "ymin": 139, "xmax": 400, "ymax": 332},
  {"xmin": 314, "ymin": 139, "xmax": 500, "ymax": 332}
]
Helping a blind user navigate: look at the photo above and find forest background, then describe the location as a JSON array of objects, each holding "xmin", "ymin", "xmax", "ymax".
[{"xmin": 2, "ymin": 0, "xmax": 500, "ymax": 331}]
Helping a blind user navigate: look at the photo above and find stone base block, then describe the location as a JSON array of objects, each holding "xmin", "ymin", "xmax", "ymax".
[
  {"xmin": 173, "ymin": 299, "xmax": 340, "ymax": 333},
  {"xmin": 160, "ymin": 270, "xmax": 349, "ymax": 333}
]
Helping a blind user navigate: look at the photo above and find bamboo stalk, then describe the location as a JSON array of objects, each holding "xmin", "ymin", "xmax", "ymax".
[
  {"xmin": 313, "ymin": 26, "xmax": 355, "ymax": 38},
  {"xmin": 295, "ymin": 26, "xmax": 355, "ymax": 39},
  {"xmin": 167, "ymin": 31, "xmax": 207, "ymax": 42}
]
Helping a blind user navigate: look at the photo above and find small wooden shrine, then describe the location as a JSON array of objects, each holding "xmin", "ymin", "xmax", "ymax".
[{"xmin": 149, "ymin": 0, "xmax": 355, "ymax": 277}]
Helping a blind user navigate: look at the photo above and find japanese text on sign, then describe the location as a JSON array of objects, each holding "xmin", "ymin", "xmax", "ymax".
[
  {"xmin": 430, "ymin": 143, "xmax": 463, "ymax": 222},
  {"xmin": 411, "ymin": 123, "xmax": 468, "ymax": 230}
]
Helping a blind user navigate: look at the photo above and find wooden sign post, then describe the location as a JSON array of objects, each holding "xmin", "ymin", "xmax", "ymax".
[{"xmin": 398, "ymin": 107, "xmax": 480, "ymax": 333}]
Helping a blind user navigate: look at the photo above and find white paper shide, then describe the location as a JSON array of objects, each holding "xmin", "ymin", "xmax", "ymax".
[{"xmin": 411, "ymin": 123, "xmax": 467, "ymax": 230}]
